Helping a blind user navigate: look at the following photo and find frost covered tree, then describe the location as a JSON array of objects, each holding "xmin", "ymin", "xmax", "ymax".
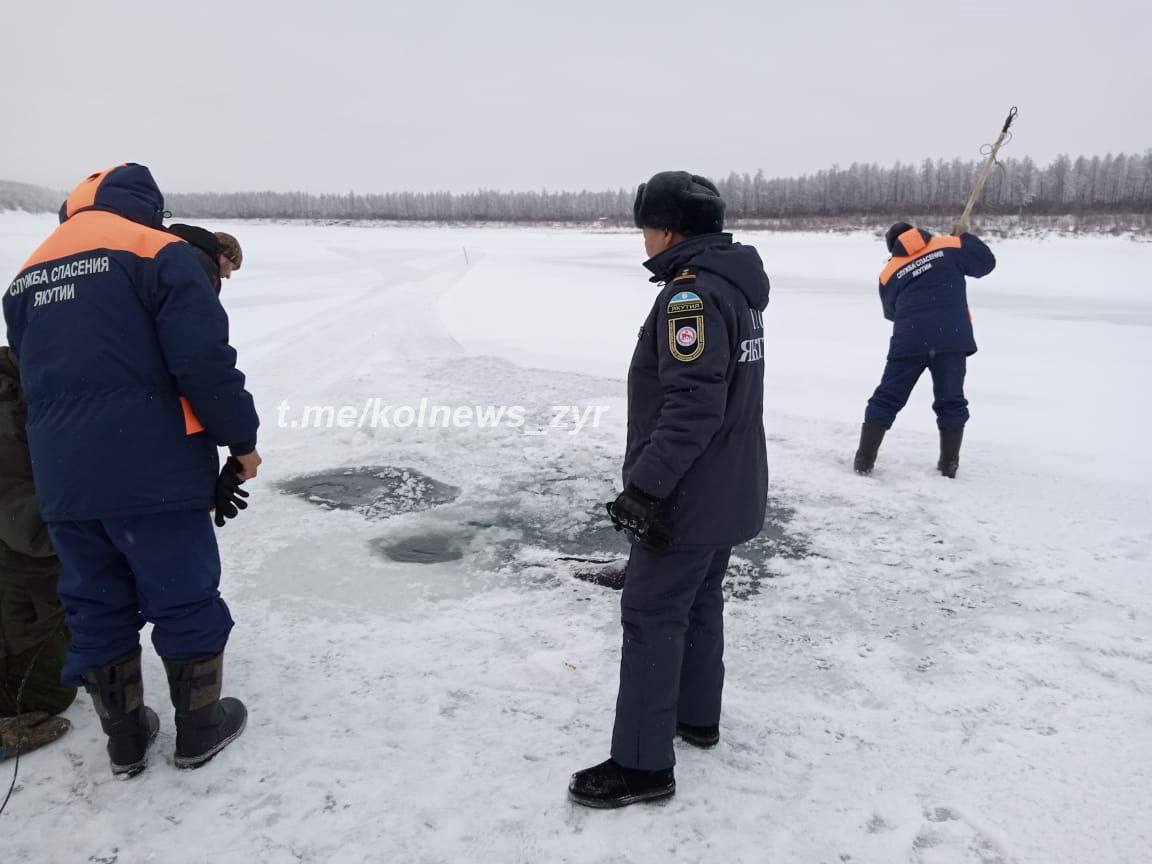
[{"xmin": 3, "ymin": 153, "xmax": 1149, "ymax": 222}]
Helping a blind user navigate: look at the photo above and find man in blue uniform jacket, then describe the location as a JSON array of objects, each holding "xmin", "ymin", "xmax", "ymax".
[
  {"xmin": 2, "ymin": 164, "xmax": 260, "ymax": 777},
  {"xmin": 854, "ymin": 221, "xmax": 996, "ymax": 478},
  {"xmin": 570, "ymin": 172, "xmax": 770, "ymax": 808}
]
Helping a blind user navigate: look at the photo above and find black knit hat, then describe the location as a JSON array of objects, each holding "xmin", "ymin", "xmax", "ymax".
[
  {"xmin": 885, "ymin": 221, "xmax": 914, "ymax": 253},
  {"xmin": 167, "ymin": 223, "xmax": 221, "ymax": 260},
  {"xmin": 633, "ymin": 171, "xmax": 726, "ymax": 235}
]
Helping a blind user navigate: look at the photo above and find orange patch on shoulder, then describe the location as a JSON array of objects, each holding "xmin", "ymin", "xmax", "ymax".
[
  {"xmin": 878, "ymin": 235, "xmax": 961, "ymax": 286},
  {"xmin": 20, "ymin": 210, "xmax": 182, "ymax": 272}
]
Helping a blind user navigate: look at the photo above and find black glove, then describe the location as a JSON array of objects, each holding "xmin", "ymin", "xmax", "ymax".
[
  {"xmin": 606, "ymin": 486, "xmax": 673, "ymax": 552},
  {"xmin": 214, "ymin": 457, "xmax": 249, "ymax": 528}
]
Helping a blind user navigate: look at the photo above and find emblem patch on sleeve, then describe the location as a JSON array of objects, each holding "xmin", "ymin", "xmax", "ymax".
[
  {"xmin": 667, "ymin": 291, "xmax": 704, "ymax": 362},
  {"xmin": 667, "ymin": 291, "xmax": 703, "ymax": 314}
]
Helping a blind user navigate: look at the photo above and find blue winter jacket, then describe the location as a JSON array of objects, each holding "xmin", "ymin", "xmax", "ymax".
[
  {"xmin": 878, "ymin": 226, "xmax": 996, "ymax": 358},
  {"xmin": 624, "ymin": 233, "xmax": 770, "ymax": 547},
  {"xmin": 2, "ymin": 164, "xmax": 259, "ymax": 522}
]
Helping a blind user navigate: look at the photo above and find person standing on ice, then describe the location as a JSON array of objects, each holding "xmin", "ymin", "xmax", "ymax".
[
  {"xmin": 1, "ymin": 347, "xmax": 76, "ymax": 763},
  {"xmin": 2, "ymin": 164, "xmax": 260, "ymax": 777},
  {"xmin": 853, "ymin": 222, "xmax": 996, "ymax": 478},
  {"xmin": 569, "ymin": 172, "xmax": 770, "ymax": 809}
]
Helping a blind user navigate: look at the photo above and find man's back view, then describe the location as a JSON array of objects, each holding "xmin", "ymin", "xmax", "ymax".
[
  {"xmin": 853, "ymin": 222, "xmax": 996, "ymax": 478},
  {"xmin": 3, "ymin": 164, "xmax": 261, "ymax": 776}
]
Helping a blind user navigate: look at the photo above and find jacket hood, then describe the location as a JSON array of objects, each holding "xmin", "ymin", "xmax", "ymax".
[
  {"xmin": 644, "ymin": 233, "xmax": 770, "ymax": 310},
  {"xmin": 168, "ymin": 224, "xmax": 222, "ymax": 294},
  {"xmin": 890, "ymin": 225, "xmax": 931, "ymax": 257},
  {"xmin": 58, "ymin": 164, "xmax": 165, "ymax": 229},
  {"xmin": 167, "ymin": 223, "xmax": 220, "ymax": 259}
]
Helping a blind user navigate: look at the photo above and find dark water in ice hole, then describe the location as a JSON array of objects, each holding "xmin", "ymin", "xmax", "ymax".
[{"xmin": 280, "ymin": 466, "xmax": 810, "ymax": 599}]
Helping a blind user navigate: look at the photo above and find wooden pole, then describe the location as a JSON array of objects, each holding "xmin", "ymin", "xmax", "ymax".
[{"xmin": 957, "ymin": 107, "xmax": 1018, "ymax": 230}]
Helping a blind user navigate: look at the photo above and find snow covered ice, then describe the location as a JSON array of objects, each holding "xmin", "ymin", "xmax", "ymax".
[{"xmin": 1, "ymin": 212, "xmax": 1150, "ymax": 863}]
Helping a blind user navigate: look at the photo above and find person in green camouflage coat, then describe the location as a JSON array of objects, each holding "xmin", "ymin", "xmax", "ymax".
[{"xmin": 0, "ymin": 346, "xmax": 74, "ymax": 761}]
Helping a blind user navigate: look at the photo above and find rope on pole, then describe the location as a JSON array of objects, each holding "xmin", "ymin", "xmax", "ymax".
[{"xmin": 956, "ymin": 106, "xmax": 1018, "ymax": 232}]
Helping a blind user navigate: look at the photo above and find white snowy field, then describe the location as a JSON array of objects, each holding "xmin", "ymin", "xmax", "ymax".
[{"xmin": 1, "ymin": 212, "xmax": 1150, "ymax": 864}]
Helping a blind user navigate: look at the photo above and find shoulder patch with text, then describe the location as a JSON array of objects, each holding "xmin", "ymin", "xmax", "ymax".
[
  {"xmin": 667, "ymin": 290, "xmax": 705, "ymax": 362},
  {"xmin": 667, "ymin": 290, "xmax": 703, "ymax": 314}
]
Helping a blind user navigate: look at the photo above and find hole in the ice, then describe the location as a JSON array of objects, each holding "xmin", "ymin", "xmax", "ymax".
[
  {"xmin": 563, "ymin": 558, "xmax": 627, "ymax": 590},
  {"xmin": 283, "ymin": 466, "xmax": 810, "ymax": 593},
  {"xmin": 279, "ymin": 466, "xmax": 460, "ymax": 519},
  {"xmin": 374, "ymin": 533, "xmax": 466, "ymax": 564},
  {"xmin": 559, "ymin": 498, "xmax": 810, "ymax": 598}
]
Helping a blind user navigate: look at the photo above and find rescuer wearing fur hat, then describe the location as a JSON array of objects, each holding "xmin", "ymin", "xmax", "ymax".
[{"xmin": 569, "ymin": 172, "xmax": 770, "ymax": 808}]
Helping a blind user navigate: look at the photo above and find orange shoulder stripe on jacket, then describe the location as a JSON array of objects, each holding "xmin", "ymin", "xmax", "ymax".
[
  {"xmin": 879, "ymin": 235, "xmax": 962, "ymax": 286},
  {"xmin": 63, "ymin": 164, "xmax": 125, "ymax": 220},
  {"xmin": 19, "ymin": 210, "xmax": 183, "ymax": 272}
]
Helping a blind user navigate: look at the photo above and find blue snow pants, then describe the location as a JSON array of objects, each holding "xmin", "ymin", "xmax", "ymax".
[
  {"xmin": 865, "ymin": 351, "xmax": 969, "ymax": 430},
  {"xmin": 611, "ymin": 543, "xmax": 731, "ymax": 771},
  {"xmin": 48, "ymin": 510, "xmax": 233, "ymax": 685}
]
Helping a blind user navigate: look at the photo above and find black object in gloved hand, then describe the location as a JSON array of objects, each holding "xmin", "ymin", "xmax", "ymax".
[
  {"xmin": 606, "ymin": 486, "xmax": 673, "ymax": 552},
  {"xmin": 214, "ymin": 457, "xmax": 249, "ymax": 527}
]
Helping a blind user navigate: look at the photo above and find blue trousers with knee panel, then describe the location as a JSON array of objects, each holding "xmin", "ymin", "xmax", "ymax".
[
  {"xmin": 49, "ymin": 510, "xmax": 233, "ymax": 685},
  {"xmin": 865, "ymin": 351, "xmax": 969, "ymax": 430}
]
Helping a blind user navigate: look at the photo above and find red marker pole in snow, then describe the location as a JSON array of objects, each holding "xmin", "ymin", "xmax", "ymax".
[{"xmin": 955, "ymin": 106, "xmax": 1018, "ymax": 233}]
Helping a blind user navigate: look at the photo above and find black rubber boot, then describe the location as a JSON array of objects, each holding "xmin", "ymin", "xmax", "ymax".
[
  {"xmin": 82, "ymin": 650, "xmax": 159, "ymax": 779},
  {"xmin": 164, "ymin": 653, "xmax": 247, "ymax": 770},
  {"xmin": 854, "ymin": 422, "xmax": 887, "ymax": 475},
  {"xmin": 938, "ymin": 427, "xmax": 964, "ymax": 478},
  {"xmin": 569, "ymin": 758, "xmax": 675, "ymax": 809},
  {"xmin": 676, "ymin": 722, "xmax": 720, "ymax": 749}
]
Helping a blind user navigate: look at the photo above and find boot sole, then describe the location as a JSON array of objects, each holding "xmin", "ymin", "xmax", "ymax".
[
  {"xmin": 113, "ymin": 760, "xmax": 149, "ymax": 779},
  {"xmin": 677, "ymin": 734, "xmax": 719, "ymax": 749},
  {"xmin": 112, "ymin": 716, "xmax": 160, "ymax": 780},
  {"xmin": 174, "ymin": 713, "xmax": 247, "ymax": 770},
  {"xmin": 569, "ymin": 783, "xmax": 675, "ymax": 809}
]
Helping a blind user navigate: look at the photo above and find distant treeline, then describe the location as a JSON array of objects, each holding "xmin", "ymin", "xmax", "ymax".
[
  {"xmin": 164, "ymin": 151, "xmax": 1152, "ymax": 221},
  {"xmin": 717, "ymin": 152, "xmax": 1152, "ymax": 219},
  {"xmin": 0, "ymin": 180, "xmax": 61, "ymax": 214},
  {"xmin": 4, "ymin": 152, "xmax": 1151, "ymax": 223}
]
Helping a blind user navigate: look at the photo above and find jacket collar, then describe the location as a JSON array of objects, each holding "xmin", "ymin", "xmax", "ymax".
[{"xmin": 643, "ymin": 233, "xmax": 732, "ymax": 283}]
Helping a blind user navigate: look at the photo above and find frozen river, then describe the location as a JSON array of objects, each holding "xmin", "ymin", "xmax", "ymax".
[{"xmin": 2, "ymin": 214, "xmax": 1149, "ymax": 863}]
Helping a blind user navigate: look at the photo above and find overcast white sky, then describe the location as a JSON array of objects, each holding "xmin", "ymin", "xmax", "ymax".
[{"xmin": 2, "ymin": 0, "xmax": 1149, "ymax": 194}]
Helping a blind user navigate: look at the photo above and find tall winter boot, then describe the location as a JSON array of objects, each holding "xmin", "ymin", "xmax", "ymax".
[
  {"xmin": 854, "ymin": 422, "xmax": 887, "ymax": 475},
  {"xmin": 164, "ymin": 653, "xmax": 247, "ymax": 770},
  {"xmin": 82, "ymin": 650, "xmax": 160, "ymax": 778},
  {"xmin": 938, "ymin": 427, "xmax": 964, "ymax": 478}
]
